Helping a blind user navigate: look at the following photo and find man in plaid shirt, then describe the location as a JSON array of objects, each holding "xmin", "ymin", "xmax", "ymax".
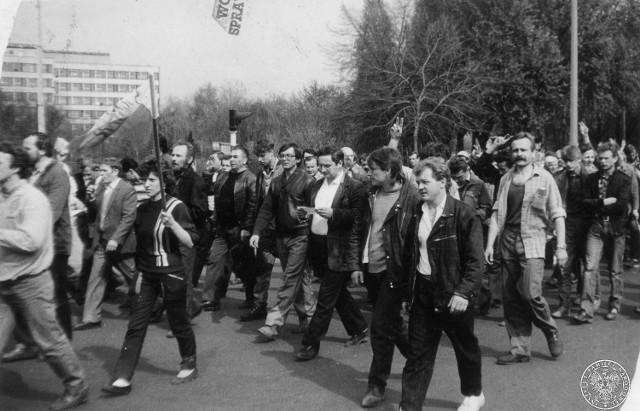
[{"xmin": 485, "ymin": 132, "xmax": 567, "ymax": 365}]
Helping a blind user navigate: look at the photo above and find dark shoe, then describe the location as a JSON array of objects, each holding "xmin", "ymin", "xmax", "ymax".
[
  {"xmin": 202, "ymin": 301, "xmax": 220, "ymax": 312},
  {"xmin": 545, "ymin": 331, "xmax": 564, "ymax": 358},
  {"xmin": 361, "ymin": 386, "xmax": 385, "ymax": 408},
  {"xmin": 101, "ymin": 384, "xmax": 131, "ymax": 396},
  {"xmin": 1, "ymin": 344, "xmax": 39, "ymax": 363},
  {"xmin": 545, "ymin": 278, "xmax": 559, "ymax": 288},
  {"xmin": 238, "ymin": 299, "xmax": 254, "ymax": 309},
  {"xmin": 240, "ymin": 306, "xmax": 267, "ymax": 322},
  {"xmin": 496, "ymin": 353, "xmax": 530, "ymax": 365},
  {"xmin": 73, "ymin": 321, "xmax": 102, "ymax": 331},
  {"xmin": 291, "ymin": 318, "xmax": 309, "ymax": 334},
  {"xmin": 572, "ymin": 310, "xmax": 593, "ymax": 324},
  {"xmin": 50, "ymin": 383, "xmax": 89, "ymax": 410},
  {"xmin": 166, "ymin": 331, "xmax": 175, "ymax": 339},
  {"xmin": 551, "ymin": 306, "xmax": 570, "ymax": 319},
  {"xmin": 345, "ymin": 328, "xmax": 369, "ymax": 347},
  {"xmin": 188, "ymin": 306, "xmax": 203, "ymax": 320},
  {"xmin": 294, "ymin": 345, "xmax": 318, "ymax": 361},
  {"xmin": 171, "ymin": 356, "xmax": 198, "ymax": 385},
  {"xmin": 605, "ymin": 308, "xmax": 618, "ymax": 321}
]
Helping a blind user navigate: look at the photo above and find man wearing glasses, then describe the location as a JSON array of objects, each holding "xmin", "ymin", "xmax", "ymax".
[{"xmin": 250, "ymin": 143, "xmax": 317, "ymax": 341}]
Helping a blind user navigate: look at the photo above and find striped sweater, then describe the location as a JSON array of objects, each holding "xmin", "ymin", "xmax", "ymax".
[{"xmin": 135, "ymin": 196, "xmax": 197, "ymax": 274}]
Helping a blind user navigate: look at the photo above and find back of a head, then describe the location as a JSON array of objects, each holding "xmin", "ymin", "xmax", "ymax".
[{"xmin": 419, "ymin": 142, "xmax": 450, "ymax": 161}]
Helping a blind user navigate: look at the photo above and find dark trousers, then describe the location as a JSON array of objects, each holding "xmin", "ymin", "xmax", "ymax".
[
  {"xmin": 113, "ymin": 271, "xmax": 196, "ymax": 381},
  {"xmin": 301, "ymin": 251, "xmax": 367, "ymax": 349},
  {"xmin": 400, "ymin": 276, "xmax": 482, "ymax": 411},
  {"xmin": 367, "ymin": 270, "xmax": 410, "ymax": 390},
  {"xmin": 558, "ymin": 216, "xmax": 587, "ymax": 309},
  {"xmin": 192, "ymin": 224, "xmax": 213, "ymax": 287},
  {"xmin": 50, "ymin": 254, "xmax": 72, "ymax": 339}
]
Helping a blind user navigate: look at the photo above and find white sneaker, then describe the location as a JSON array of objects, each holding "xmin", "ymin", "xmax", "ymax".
[{"xmin": 457, "ymin": 392, "xmax": 485, "ymax": 411}]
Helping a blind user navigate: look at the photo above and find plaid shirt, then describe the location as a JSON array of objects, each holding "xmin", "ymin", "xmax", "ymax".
[{"xmin": 493, "ymin": 163, "xmax": 566, "ymax": 259}]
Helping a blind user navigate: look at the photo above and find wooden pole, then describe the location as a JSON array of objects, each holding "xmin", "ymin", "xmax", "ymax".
[
  {"xmin": 36, "ymin": 0, "xmax": 46, "ymax": 133},
  {"xmin": 570, "ymin": 0, "xmax": 578, "ymax": 145},
  {"xmin": 149, "ymin": 73, "xmax": 166, "ymax": 209}
]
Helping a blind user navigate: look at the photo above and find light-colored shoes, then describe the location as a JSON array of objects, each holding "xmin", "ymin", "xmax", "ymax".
[
  {"xmin": 457, "ymin": 392, "xmax": 485, "ymax": 411},
  {"xmin": 257, "ymin": 325, "xmax": 279, "ymax": 342}
]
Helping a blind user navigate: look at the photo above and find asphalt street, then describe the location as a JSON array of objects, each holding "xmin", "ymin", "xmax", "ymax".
[{"xmin": 1, "ymin": 257, "xmax": 639, "ymax": 411}]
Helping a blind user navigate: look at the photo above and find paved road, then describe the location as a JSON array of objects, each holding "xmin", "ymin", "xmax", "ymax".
[{"xmin": 1, "ymin": 261, "xmax": 639, "ymax": 411}]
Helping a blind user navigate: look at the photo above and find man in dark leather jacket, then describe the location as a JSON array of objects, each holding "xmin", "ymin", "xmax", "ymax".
[
  {"xmin": 250, "ymin": 143, "xmax": 317, "ymax": 341},
  {"xmin": 399, "ymin": 159, "xmax": 485, "ymax": 411},
  {"xmin": 353, "ymin": 148, "xmax": 420, "ymax": 408},
  {"xmin": 202, "ymin": 146, "xmax": 257, "ymax": 311}
]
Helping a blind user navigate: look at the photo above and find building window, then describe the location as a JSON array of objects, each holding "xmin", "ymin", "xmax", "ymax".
[
  {"xmin": 82, "ymin": 83, "xmax": 93, "ymax": 91},
  {"xmin": 93, "ymin": 111, "xmax": 103, "ymax": 119},
  {"xmin": 95, "ymin": 83, "xmax": 106, "ymax": 92},
  {"xmin": 71, "ymin": 96, "xmax": 82, "ymax": 105},
  {"xmin": 44, "ymin": 64, "xmax": 53, "ymax": 73},
  {"xmin": 0, "ymin": 77, "xmax": 11, "ymax": 86},
  {"xmin": 27, "ymin": 92, "xmax": 37, "ymax": 102},
  {"xmin": 154, "ymin": 72, "xmax": 159, "ymax": 80},
  {"xmin": 118, "ymin": 84, "xmax": 129, "ymax": 92},
  {"xmin": 71, "ymin": 124, "xmax": 83, "ymax": 133},
  {"xmin": 95, "ymin": 70, "xmax": 106, "ymax": 78},
  {"xmin": 46, "ymin": 79, "xmax": 53, "ymax": 88},
  {"xmin": 15, "ymin": 92, "xmax": 27, "ymax": 101},
  {"xmin": 45, "ymin": 93, "xmax": 53, "ymax": 103},
  {"xmin": 13, "ymin": 78, "xmax": 25, "ymax": 87},
  {"xmin": 22, "ymin": 63, "xmax": 36, "ymax": 72},
  {"xmin": 106, "ymin": 71, "xmax": 114, "ymax": 79},
  {"xmin": 95, "ymin": 97, "xmax": 107, "ymax": 105},
  {"xmin": 80, "ymin": 70, "xmax": 90, "ymax": 78},
  {"xmin": 83, "ymin": 96, "xmax": 92, "ymax": 104},
  {"xmin": 117, "ymin": 71, "xmax": 128, "ymax": 79},
  {"xmin": 57, "ymin": 96, "xmax": 68, "ymax": 104},
  {"xmin": 57, "ymin": 82, "xmax": 68, "ymax": 91},
  {"xmin": 107, "ymin": 97, "xmax": 117, "ymax": 105},
  {"xmin": 27, "ymin": 78, "xmax": 38, "ymax": 87},
  {"xmin": 138, "ymin": 72, "xmax": 149, "ymax": 80},
  {"xmin": 67, "ymin": 110, "xmax": 81, "ymax": 119},
  {"xmin": 71, "ymin": 83, "xmax": 82, "ymax": 91}
]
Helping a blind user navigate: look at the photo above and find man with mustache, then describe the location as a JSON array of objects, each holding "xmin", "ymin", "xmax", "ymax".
[{"xmin": 485, "ymin": 132, "xmax": 567, "ymax": 365}]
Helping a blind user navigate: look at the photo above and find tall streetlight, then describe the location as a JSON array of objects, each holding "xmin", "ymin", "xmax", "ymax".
[
  {"xmin": 36, "ymin": 0, "xmax": 46, "ymax": 133},
  {"xmin": 570, "ymin": 0, "xmax": 578, "ymax": 145}
]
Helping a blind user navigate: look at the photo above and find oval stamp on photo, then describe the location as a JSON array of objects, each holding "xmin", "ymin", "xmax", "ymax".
[{"xmin": 581, "ymin": 359, "xmax": 630, "ymax": 409}]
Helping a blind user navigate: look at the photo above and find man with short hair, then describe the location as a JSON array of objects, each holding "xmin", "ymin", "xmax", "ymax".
[
  {"xmin": 400, "ymin": 159, "xmax": 485, "ymax": 411},
  {"xmin": 4, "ymin": 133, "xmax": 74, "ymax": 363},
  {"xmin": 250, "ymin": 143, "xmax": 317, "ymax": 340},
  {"xmin": 341, "ymin": 147, "xmax": 369, "ymax": 184},
  {"xmin": 304, "ymin": 155, "xmax": 323, "ymax": 180},
  {"xmin": 172, "ymin": 140, "xmax": 208, "ymax": 318},
  {"xmin": 485, "ymin": 132, "xmax": 567, "ymax": 365},
  {"xmin": 240, "ymin": 139, "xmax": 281, "ymax": 322},
  {"xmin": 449, "ymin": 157, "xmax": 492, "ymax": 222},
  {"xmin": 0, "ymin": 142, "xmax": 89, "ymax": 410},
  {"xmin": 551, "ymin": 146, "xmax": 591, "ymax": 319},
  {"xmin": 75, "ymin": 158, "xmax": 137, "ymax": 330},
  {"xmin": 202, "ymin": 146, "xmax": 257, "ymax": 311},
  {"xmin": 574, "ymin": 142, "xmax": 631, "ymax": 323},
  {"xmin": 294, "ymin": 146, "xmax": 368, "ymax": 361},
  {"xmin": 408, "ymin": 152, "xmax": 419, "ymax": 168},
  {"xmin": 544, "ymin": 152, "xmax": 559, "ymax": 174}
]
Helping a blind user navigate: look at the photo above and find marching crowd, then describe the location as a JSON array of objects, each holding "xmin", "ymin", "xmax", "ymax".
[{"xmin": 0, "ymin": 120, "xmax": 638, "ymax": 410}]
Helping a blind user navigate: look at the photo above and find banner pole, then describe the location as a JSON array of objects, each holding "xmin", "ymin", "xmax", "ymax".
[{"xmin": 149, "ymin": 73, "xmax": 166, "ymax": 209}]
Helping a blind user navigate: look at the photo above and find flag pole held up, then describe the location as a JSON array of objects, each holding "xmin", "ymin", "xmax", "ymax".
[{"xmin": 148, "ymin": 73, "xmax": 166, "ymax": 210}]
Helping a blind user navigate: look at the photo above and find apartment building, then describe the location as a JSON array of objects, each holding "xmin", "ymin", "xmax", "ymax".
[{"xmin": 1, "ymin": 44, "xmax": 159, "ymax": 134}]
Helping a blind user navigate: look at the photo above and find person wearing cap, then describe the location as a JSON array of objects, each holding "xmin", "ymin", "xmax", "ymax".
[{"xmin": 457, "ymin": 150, "xmax": 471, "ymax": 163}]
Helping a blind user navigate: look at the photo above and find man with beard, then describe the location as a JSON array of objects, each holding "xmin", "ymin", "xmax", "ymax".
[
  {"xmin": 171, "ymin": 140, "xmax": 207, "ymax": 319},
  {"xmin": 485, "ymin": 133, "xmax": 567, "ymax": 365},
  {"xmin": 250, "ymin": 143, "xmax": 317, "ymax": 340}
]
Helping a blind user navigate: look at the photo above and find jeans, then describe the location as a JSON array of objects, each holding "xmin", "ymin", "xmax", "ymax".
[
  {"xmin": 301, "ymin": 237, "xmax": 367, "ymax": 349},
  {"xmin": 265, "ymin": 235, "xmax": 316, "ymax": 327},
  {"xmin": 582, "ymin": 220, "xmax": 625, "ymax": 317},
  {"xmin": 113, "ymin": 270, "xmax": 196, "ymax": 381},
  {"xmin": 558, "ymin": 216, "xmax": 588, "ymax": 309},
  {"xmin": 501, "ymin": 226, "xmax": 558, "ymax": 356},
  {"xmin": 203, "ymin": 226, "xmax": 241, "ymax": 303},
  {"xmin": 82, "ymin": 244, "xmax": 136, "ymax": 323},
  {"xmin": 400, "ymin": 276, "xmax": 482, "ymax": 411},
  {"xmin": 367, "ymin": 270, "xmax": 410, "ymax": 390},
  {"xmin": 0, "ymin": 272, "xmax": 86, "ymax": 389}
]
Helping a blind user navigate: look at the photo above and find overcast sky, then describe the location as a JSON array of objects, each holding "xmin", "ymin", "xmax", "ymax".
[{"xmin": 7, "ymin": 0, "xmax": 363, "ymax": 102}]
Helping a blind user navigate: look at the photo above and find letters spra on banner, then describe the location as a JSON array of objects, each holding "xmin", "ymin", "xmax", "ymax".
[{"xmin": 212, "ymin": 0, "xmax": 246, "ymax": 36}]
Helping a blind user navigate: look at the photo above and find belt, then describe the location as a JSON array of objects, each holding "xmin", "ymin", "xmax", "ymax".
[{"xmin": 595, "ymin": 215, "xmax": 610, "ymax": 222}]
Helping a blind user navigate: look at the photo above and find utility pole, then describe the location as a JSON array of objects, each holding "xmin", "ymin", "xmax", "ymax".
[
  {"xmin": 570, "ymin": 0, "xmax": 578, "ymax": 145},
  {"xmin": 36, "ymin": 0, "xmax": 46, "ymax": 133}
]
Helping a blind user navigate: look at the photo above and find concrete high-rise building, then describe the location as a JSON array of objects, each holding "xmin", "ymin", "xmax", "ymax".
[{"xmin": 1, "ymin": 43, "xmax": 160, "ymax": 134}]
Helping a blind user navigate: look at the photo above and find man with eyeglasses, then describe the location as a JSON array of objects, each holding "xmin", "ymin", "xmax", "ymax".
[{"xmin": 250, "ymin": 143, "xmax": 317, "ymax": 341}]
